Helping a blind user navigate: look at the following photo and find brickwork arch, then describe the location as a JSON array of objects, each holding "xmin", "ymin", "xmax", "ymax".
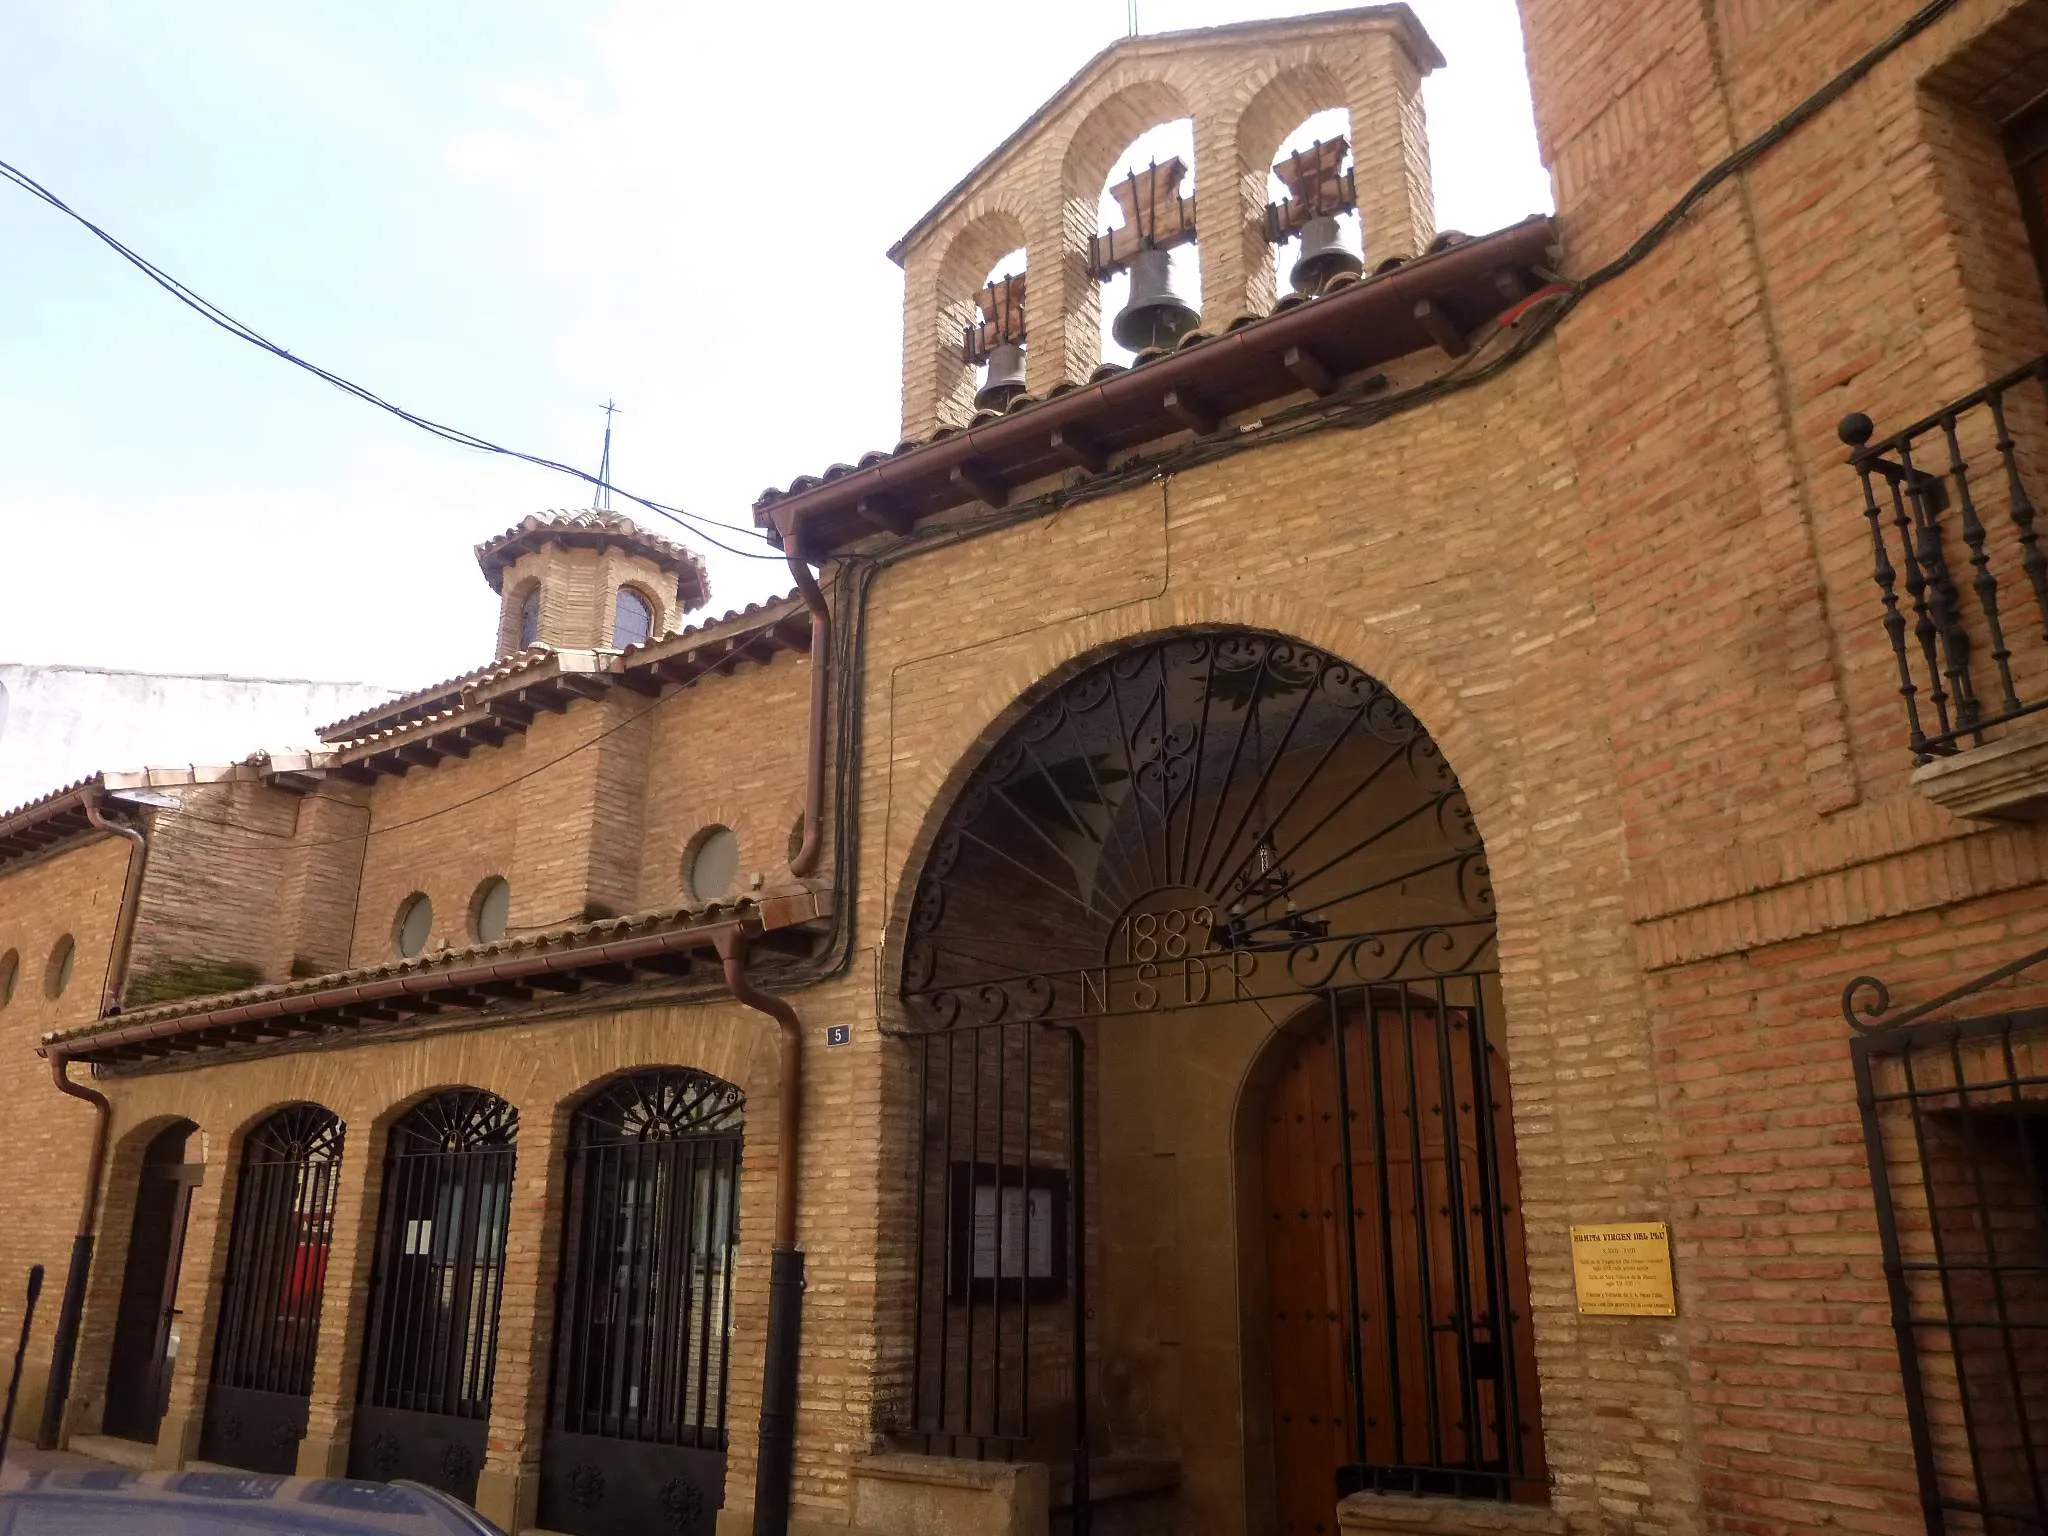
[
  {"xmin": 1055, "ymin": 73, "xmax": 1196, "ymax": 202},
  {"xmin": 924, "ymin": 204, "xmax": 1031, "ymax": 430},
  {"xmin": 1228, "ymin": 62, "xmax": 1353, "ymax": 315},
  {"xmin": 72, "ymin": 1114, "xmax": 201, "ymax": 1439},
  {"xmin": 878, "ymin": 582, "xmax": 1509, "ymax": 997}
]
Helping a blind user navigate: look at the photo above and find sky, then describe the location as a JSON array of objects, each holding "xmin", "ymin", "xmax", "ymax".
[{"xmin": 0, "ymin": 0, "xmax": 1552, "ymax": 692}]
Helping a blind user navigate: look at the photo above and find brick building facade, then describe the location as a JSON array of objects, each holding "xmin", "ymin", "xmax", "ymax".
[{"xmin": 5, "ymin": 4, "xmax": 2048, "ymax": 1535}]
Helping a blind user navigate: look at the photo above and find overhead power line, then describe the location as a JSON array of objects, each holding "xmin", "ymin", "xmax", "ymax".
[{"xmin": 0, "ymin": 155, "xmax": 784, "ymax": 562}]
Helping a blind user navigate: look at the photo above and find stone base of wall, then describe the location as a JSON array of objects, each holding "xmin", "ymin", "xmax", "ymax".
[
  {"xmin": 848, "ymin": 1454, "xmax": 1050, "ymax": 1536},
  {"xmin": 1337, "ymin": 1492, "xmax": 1565, "ymax": 1536}
]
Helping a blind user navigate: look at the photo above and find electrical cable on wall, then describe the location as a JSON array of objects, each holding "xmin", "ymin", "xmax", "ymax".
[{"xmin": 0, "ymin": 156, "xmax": 782, "ymax": 562}]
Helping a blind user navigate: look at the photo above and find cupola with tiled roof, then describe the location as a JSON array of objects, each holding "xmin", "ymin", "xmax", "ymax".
[{"xmin": 477, "ymin": 509, "xmax": 711, "ymax": 659}]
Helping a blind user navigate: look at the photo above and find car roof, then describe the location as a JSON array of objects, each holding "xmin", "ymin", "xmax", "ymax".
[{"xmin": 0, "ymin": 1468, "xmax": 500, "ymax": 1536}]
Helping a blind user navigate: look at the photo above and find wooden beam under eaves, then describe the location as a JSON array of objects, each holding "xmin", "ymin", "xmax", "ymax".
[
  {"xmin": 1413, "ymin": 297, "xmax": 1468, "ymax": 358},
  {"xmin": 1051, "ymin": 426, "xmax": 1107, "ymax": 474},
  {"xmin": 1283, "ymin": 345, "xmax": 1337, "ymax": 397},
  {"xmin": 856, "ymin": 494, "xmax": 914, "ymax": 535},
  {"xmin": 950, "ymin": 461, "xmax": 1008, "ymax": 508},
  {"xmin": 1163, "ymin": 388, "xmax": 1217, "ymax": 436}
]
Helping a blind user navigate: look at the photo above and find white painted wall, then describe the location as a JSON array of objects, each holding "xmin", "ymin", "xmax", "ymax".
[{"xmin": 0, "ymin": 663, "xmax": 400, "ymax": 813}]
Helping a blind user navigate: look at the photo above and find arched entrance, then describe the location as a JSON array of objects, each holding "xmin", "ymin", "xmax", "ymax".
[
  {"xmin": 199, "ymin": 1104, "xmax": 345, "ymax": 1473},
  {"xmin": 348, "ymin": 1089, "xmax": 517, "ymax": 1502},
  {"xmin": 102, "ymin": 1119, "xmax": 202, "ymax": 1445},
  {"xmin": 538, "ymin": 1069, "xmax": 744, "ymax": 1536},
  {"xmin": 894, "ymin": 629, "xmax": 1546, "ymax": 1534}
]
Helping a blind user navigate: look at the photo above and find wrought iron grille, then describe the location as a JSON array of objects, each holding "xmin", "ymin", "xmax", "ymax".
[
  {"xmin": 1848, "ymin": 946, "xmax": 2048, "ymax": 1533},
  {"xmin": 1840, "ymin": 360, "xmax": 2048, "ymax": 762},
  {"xmin": 895, "ymin": 630, "xmax": 1540, "ymax": 1522},
  {"xmin": 536, "ymin": 1071, "xmax": 742, "ymax": 1536},
  {"xmin": 200, "ymin": 1105, "xmax": 344, "ymax": 1474},
  {"xmin": 357, "ymin": 1090, "xmax": 517, "ymax": 1422},
  {"xmin": 552, "ymin": 1069, "xmax": 743, "ymax": 1447}
]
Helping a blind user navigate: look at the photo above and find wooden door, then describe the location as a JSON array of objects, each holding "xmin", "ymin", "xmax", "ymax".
[
  {"xmin": 1262, "ymin": 994, "xmax": 1544, "ymax": 1534},
  {"xmin": 103, "ymin": 1123, "xmax": 199, "ymax": 1444}
]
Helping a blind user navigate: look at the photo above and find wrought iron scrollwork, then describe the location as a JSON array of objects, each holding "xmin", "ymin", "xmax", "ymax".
[
  {"xmin": 573, "ymin": 1067, "xmax": 743, "ymax": 1145},
  {"xmin": 902, "ymin": 629, "xmax": 1497, "ymax": 1027}
]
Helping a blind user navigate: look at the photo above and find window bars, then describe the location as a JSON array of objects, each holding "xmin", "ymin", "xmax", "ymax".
[
  {"xmin": 199, "ymin": 1105, "xmax": 344, "ymax": 1474},
  {"xmin": 1848, "ymin": 942, "xmax": 2048, "ymax": 1533}
]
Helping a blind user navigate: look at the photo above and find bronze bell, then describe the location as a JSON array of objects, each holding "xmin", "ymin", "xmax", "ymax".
[
  {"xmin": 1111, "ymin": 248, "xmax": 1200, "ymax": 352},
  {"xmin": 974, "ymin": 342, "xmax": 1028, "ymax": 412},
  {"xmin": 1291, "ymin": 214, "xmax": 1364, "ymax": 294}
]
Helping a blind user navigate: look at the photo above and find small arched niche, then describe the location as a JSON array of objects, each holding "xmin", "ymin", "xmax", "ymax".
[{"xmin": 931, "ymin": 208, "xmax": 1031, "ymax": 428}]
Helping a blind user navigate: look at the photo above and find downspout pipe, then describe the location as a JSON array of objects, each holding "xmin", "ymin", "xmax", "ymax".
[
  {"xmin": 84, "ymin": 800, "xmax": 148, "ymax": 1017},
  {"xmin": 37, "ymin": 1055, "xmax": 109, "ymax": 1450},
  {"xmin": 716, "ymin": 929, "xmax": 803, "ymax": 1536},
  {"xmin": 784, "ymin": 535, "xmax": 829, "ymax": 880},
  {"xmin": 37, "ymin": 801, "xmax": 145, "ymax": 1448}
]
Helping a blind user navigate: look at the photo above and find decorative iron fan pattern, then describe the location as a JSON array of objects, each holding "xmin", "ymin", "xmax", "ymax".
[
  {"xmin": 573, "ymin": 1068, "xmax": 745, "ymax": 1147},
  {"xmin": 244, "ymin": 1103, "xmax": 345, "ymax": 1167},
  {"xmin": 901, "ymin": 630, "xmax": 1496, "ymax": 1028},
  {"xmin": 390, "ymin": 1089, "xmax": 519, "ymax": 1157}
]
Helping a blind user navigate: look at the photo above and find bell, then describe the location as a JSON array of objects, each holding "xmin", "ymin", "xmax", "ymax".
[
  {"xmin": 1111, "ymin": 248, "xmax": 1200, "ymax": 352},
  {"xmin": 974, "ymin": 341, "xmax": 1028, "ymax": 412},
  {"xmin": 1291, "ymin": 214, "xmax": 1364, "ymax": 295}
]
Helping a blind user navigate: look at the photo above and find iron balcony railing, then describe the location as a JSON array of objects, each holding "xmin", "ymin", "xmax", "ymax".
[{"xmin": 1841, "ymin": 355, "xmax": 2048, "ymax": 763}]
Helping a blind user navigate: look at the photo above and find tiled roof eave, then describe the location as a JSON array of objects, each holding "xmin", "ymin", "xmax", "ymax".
[
  {"xmin": 760, "ymin": 215, "xmax": 1561, "ymax": 556},
  {"xmin": 45, "ymin": 890, "xmax": 831, "ymax": 1065}
]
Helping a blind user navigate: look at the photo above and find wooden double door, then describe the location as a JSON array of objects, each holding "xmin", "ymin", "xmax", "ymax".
[
  {"xmin": 1261, "ymin": 990, "xmax": 1545, "ymax": 1533},
  {"xmin": 103, "ymin": 1121, "xmax": 202, "ymax": 1445}
]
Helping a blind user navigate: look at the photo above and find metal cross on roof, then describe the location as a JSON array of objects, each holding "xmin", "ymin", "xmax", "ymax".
[{"xmin": 596, "ymin": 398, "xmax": 621, "ymax": 510}]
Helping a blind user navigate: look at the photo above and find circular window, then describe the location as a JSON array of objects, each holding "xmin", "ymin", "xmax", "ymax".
[
  {"xmin": 684, "ymin": 825, "xmax": 740, "ymax": 903},
  {"xmin": 471, "ymin": 877, "xmax": 512, "ymax": 943},
  {"xmin": 44, "ymin": 935, "xmax": 75, "ymax": 999},
  {"xmin": 0, "ymin": 949, "xmax": 17, "ymax": 1009},
  {"xmin": 394, "ymin": 893, "xmax": 434, "ymax": 958}
]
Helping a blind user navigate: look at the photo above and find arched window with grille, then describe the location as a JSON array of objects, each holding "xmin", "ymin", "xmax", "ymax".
[
  {"xmin": 538, "ymin": 1068, "xmax": 743, "ymax": 1536},
  {"xmin": 199, "ymin": 1105, "xmax": 345, "ymax": 1473},
  {"xmin": 612, "ymin": 587, "xmax": 654, "ymax": 649}
]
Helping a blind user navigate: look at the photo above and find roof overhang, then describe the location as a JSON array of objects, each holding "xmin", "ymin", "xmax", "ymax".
[
  {"xmin": 44, "ymin": 890, "xmax": 830, "ymax": 1068},
  {"xmin": 761, "ymin": 216, "xmax": 1560, "ymax": 558},
  {"xmin": 0, "ymin": 779, "xmax": 119, "ymax": 869}
]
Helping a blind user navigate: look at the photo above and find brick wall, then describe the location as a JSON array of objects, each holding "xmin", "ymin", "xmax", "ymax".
[
  {"xmin": 0, "ymin": 834, "xmax": 131, "ymax": 1416},
  {"xmin": 20, "ymin": 6, "xmax": 2048, "ymax": 1536}
]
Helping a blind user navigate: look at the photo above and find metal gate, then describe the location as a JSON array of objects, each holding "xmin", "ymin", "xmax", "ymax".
[
  {"xmin": 896, "ymin": 630, "xmax": 1545, "ymax": 1525},
  {"xmin": 1262, "ymin": 987, "xmax": 1543, "ymax": 1518},
  {"xmin": 538, "ymin": 1069, "xmax": 742, "ymax": 1536},
  {"xmin": 349, "ymin": 1089, "xmax": 517, "ymax": 1503},
  {"xmin": 199, "ymin": 1105, "xmax": 344, "ymax": 1473},
  {"xmin": 1849, "ymin": 946, "xmax": 2048, "ymax": 1534}
]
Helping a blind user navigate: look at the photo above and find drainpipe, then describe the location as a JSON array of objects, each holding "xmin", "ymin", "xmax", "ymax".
[
  {"xmin": 715, "ymin": 928, "xmax": 803, "ymax": 1536},
  {"xmin": 784, "ymin": 535, "xmax": 829, "ymax": 879},
  {"xmin": 35, "ymin": 800, "xmax": 147, "ymax": 1448},
  {"xmin": 83, "ymin": 800, "xmax": 149, "ymax": 1017},
  {"xmin": 37, "ymin": 1054, "xmax": 109, "ymax": 1451}
]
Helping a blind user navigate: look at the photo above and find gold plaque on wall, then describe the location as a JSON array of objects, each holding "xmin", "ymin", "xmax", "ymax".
[{"xmin": 1570, "ymin": 1221, "xmax": 1677, "ymax": 1316}]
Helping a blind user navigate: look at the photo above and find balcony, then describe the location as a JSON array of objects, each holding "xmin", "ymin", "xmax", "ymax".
[{"xmin": 1841, "ymin": 356, "xmax": 2048, "ymax": 819}]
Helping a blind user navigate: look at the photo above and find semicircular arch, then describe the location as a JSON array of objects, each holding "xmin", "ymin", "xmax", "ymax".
[{"xmin": 895, "ymin": 625, "xmax": 1496, "ymax": 1032}]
